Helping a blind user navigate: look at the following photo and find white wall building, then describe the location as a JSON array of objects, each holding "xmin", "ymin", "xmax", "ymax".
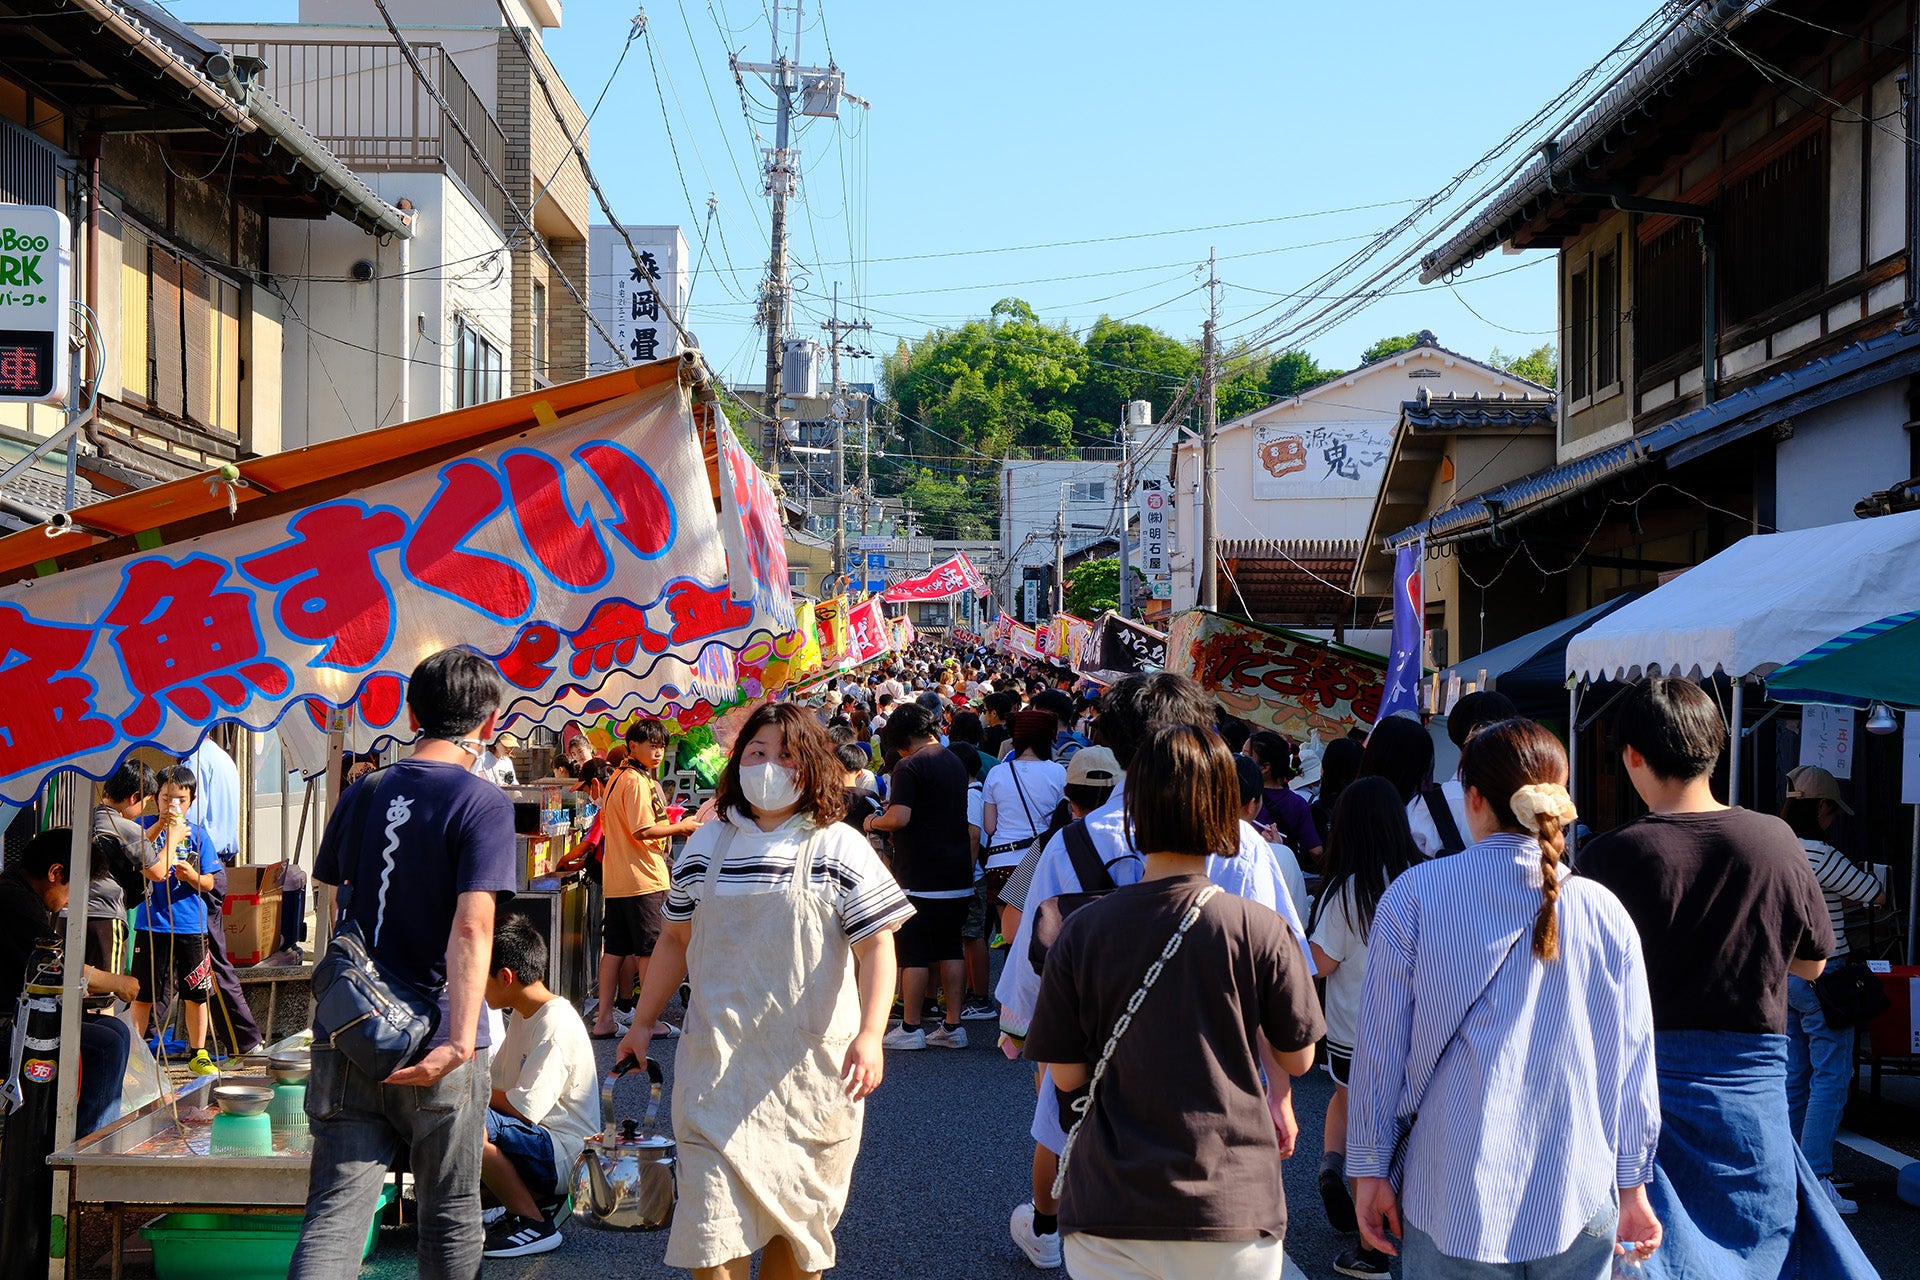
[
  {"xmin": 588, "ymin": 225, "xmax": 689, "ymax": 373},
  {"xmin": 999, "ymin": 423, "xmax": 1172, "ymax": 622},
  {"xmin": 1170, "ymin": 334, "xmax": 1540, "ymax": 620}
]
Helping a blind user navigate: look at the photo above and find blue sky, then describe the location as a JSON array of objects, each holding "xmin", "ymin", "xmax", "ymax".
[{"xmin": 175, "ymin": 0, "xmax": 1664, "ymax": 394}]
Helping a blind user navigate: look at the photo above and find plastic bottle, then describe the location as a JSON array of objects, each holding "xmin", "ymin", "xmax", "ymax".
[{"xmin": 1613, "ymin": 1244, "xmax": 1647, "ymax": 1279}]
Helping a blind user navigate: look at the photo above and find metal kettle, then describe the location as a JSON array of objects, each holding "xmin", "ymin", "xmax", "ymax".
[{"xmin": 570, "ymin": 1056, "xmax": 676, "ymax": 1230}]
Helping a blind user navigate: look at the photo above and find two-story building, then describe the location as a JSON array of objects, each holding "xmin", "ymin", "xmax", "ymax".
[
  {"xmin": 1394, "ymin": 0, "xmax": 1920, "ymax": 636},
  {"xmin": 203, "ymin": 0, "xmax": 594, "ymax": 444},
  {"xmin": 0, "ymin": 0, "xmax": 406, "ymax": 529},
  {"xmin": 1170, "ymin": 333, "xmax": 1542, "ymax": 636}
]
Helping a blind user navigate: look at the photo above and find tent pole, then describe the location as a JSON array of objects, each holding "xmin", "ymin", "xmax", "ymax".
[
  {"xmin": 1907, "ymin": 805, "xmax": 1918, "ymax": 967},
  {"xmin": 1727, "ymin": 679, "xmax": 1745, "ymax": 808},
  {"xmin": 51, "ymin": 774, "xmax": 96, "ymax": 1246},
  {"xmin": 1568, "ymin": 681, "xmax": 1580, "ymax": 817}
]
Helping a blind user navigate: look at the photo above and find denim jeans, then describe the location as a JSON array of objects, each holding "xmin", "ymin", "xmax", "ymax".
[
  {"xmin": 76, "ymin": 1013, "xmax": 132, "ymax": 1137},
  {"xmin": 1403, "ymin": 1200, "xmax": 1615, "ymax": 1279},
  {"xmin": 1786, "ymin": 960, "xmax": 1854, "ymax": 1177},
  {"xmin": 290, "ymin": 1044, "xmax": 489, "ymax": 1280}
]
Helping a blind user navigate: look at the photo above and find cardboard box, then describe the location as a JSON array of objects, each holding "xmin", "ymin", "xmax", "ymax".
[{"xmin": 223, "ymin": 861, "xmax": 287, "ymax": 966}]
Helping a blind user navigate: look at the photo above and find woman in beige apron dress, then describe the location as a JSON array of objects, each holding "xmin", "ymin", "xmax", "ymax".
[{"xmin": 616, "ymin": 703, "xmax": 905, "ymax": 1280}]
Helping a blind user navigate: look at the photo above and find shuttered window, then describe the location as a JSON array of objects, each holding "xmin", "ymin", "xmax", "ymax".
[{"xmin": 115, "ymin": 227, "xmax": 243, "ymax": 434}]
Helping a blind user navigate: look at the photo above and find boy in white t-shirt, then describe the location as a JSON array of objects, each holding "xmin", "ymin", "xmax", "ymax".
[{"xmin": 481, "ymin": 915, "xmax": 602, "ymax": 1259}]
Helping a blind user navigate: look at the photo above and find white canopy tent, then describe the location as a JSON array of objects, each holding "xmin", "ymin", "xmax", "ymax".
[{"xmin": 1564, "ymin": 507, "xmax": 1920, "ymax": 807}]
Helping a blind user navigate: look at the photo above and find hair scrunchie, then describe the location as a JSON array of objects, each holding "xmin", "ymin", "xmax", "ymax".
[{"xmin": 1510, "ymin": 782, "xmax": 1576, "ymax": 835}]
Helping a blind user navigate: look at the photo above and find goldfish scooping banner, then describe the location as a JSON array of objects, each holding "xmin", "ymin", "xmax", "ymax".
[
  {"xmin": 1167, "ymin": 609, "xmax": 1388, "ymax": 739},
  {"xmin": 0, "ymin": 385, "xmax": 792, "ymax": 801}
]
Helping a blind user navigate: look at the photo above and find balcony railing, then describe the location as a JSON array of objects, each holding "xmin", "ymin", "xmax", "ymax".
[{"xmin": 223, "ymin": 40, "xmax": 508, "ymax": 234}]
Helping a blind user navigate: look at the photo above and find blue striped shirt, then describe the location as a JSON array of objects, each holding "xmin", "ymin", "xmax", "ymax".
[{"xmin": 1347, "ymin": 833, "xmax": 1660, "ymax": 1264}]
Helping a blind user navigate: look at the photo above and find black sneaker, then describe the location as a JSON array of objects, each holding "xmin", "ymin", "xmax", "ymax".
[
  {"xmin": 1319, "ymin": 1167, "xmax": 1357, "ymax": 1234},
  {"xmin": 1333, "ymin": 1246, "xmax": 1391, "ymax": 1278},
  {"xmin": 482, "ymin": 1214, "xmax": 561, "ymax": 1258}
]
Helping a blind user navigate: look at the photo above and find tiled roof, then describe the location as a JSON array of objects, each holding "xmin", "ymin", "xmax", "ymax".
[
  {"xmin": 1403, "ymin": 390, "xmax": 1556, "ymax": 431},
  {"xmin": 1384, "ymin": 325, "xmax": 1920, "ymax": 549},
  {"xmin": 0, "ymin": 465, "xmax": 101, "ymax": 532}
]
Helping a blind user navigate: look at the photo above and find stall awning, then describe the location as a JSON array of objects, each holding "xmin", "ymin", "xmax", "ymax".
[
  {"xmin": 0, "ymin": 353, "xmax": 797, "ymax": 802},
  {"xmin": 1445, "ymin": 591, "xmax": 1643, "ymax": 718},
  {"xmin": 0, "ymin": 359, "xmax": 688, "ymax": 585},
  {"xmin": 1565, "ymin": 508, "xmax": 1920, "ymax": 682}
]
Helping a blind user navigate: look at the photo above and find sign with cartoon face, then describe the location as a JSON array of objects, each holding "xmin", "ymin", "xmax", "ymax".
[{"xmin": 1252, "ymin": 422, "xmax": 1393, "ymax": 499}]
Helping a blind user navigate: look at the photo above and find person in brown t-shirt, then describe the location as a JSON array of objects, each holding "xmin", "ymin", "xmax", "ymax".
[
  {"xmin": 591, "ymin": 719, "xmax": 705, "ymax": 1038},
  {"xmin": 1026, "ymin": 724, "xmax": 1322, "ymax": 1278}
]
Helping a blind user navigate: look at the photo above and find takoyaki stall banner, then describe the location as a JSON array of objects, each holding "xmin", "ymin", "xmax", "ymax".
[
  {"xmin": 1168, "ymin": 609, "xmax": 1388, "ymax": 739},
  {"xmin": 0, "ymin": 379, "xmax": 792, "ymax": 801}
]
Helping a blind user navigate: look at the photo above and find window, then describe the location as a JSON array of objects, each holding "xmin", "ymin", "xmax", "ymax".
[
  {"xmin": 456, "ymin": 316, "xmax": 503, "ymax": 407},
  {"xmin": 1721, "ymin": 131, "xmax": 1825, "ymax": 325},
  {"xmin": 530, "ymin": 282, "xmax": 547, "ymax": 379},
  {"xmin": 1567, "ymin": 239, "xmax": 1621, "ymax": 406},
  {"xmin": 117, "ymin": 225, "xmax": 242, "ymax": 433},
  {"xmin": 1069, "ymin": 481, "xmax": 1106, "ymax": 503},
  {"xmin": 788, "ymin": 566, "xmax": 808, "ymax": 591},
  {"xmin": 1635, "ymin": 222, "xmax": 1703, "ymax": 371}
]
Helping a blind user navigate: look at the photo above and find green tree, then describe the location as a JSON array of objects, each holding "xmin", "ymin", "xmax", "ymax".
[
  {"xmin": 1360, "ymin": 332, "xmax": 1423, "ymax": 365},
  {"xmin": 1064, "ymin": 557, "xmax": 1144, "ymax": 617},
  {"xmin": 1264, "ymin": 349, "xmax": 1343, "ymax": 400},
  {"xmin": 1489, "ymin": 343, "xmax": 1558, "ymax": 389},
  {"xmin": 1073, "ymin": 316, "xmax": 1197, "ymax": 432}
]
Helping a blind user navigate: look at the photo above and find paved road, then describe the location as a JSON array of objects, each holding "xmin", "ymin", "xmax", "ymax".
[{"xmin": 358, "ymin": 986, "xmax": 1917, "ymax": 1280}]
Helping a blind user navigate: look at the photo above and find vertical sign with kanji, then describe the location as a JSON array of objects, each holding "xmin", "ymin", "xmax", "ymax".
[
  {"xmin": 0, "ymin": 206, "xmax": 71, "ymax": 404},
  {"xmin": 1137, "ymin": 477, "xmax": 1172, "ymax": 601},
  {"xmin": 588, "ymin": 226, "xmax": 688, "ymax": 373}
]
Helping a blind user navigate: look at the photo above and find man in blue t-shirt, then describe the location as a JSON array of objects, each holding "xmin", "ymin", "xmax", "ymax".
[
  {"xmin": 293, "ymin": 649, "xmax": 519, "ymax": 1280},
  {"xmin": 130, "ymin": 764, "xmax": 223, "ymax": 1076}
]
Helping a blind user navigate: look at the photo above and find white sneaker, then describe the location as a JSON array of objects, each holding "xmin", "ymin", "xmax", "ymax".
[
  {"xmin": 1009, "ymin": 1202, "xmax": 1062, "ymax": 1269},
  {"xmin": 612, "ymin": 1006, "xmax": 635, "ymax": 1028},
  {"xmin": 882, "ymin": 1024, "xmax": 926, "ymax": 1050},
  {"xmin": 481, "ymin": 1205, "xmax": 506, "ymax": 1227},
  {"xmin": 1820, "ymin": 1177, "xmax": 1858, "ymax": 1215},
  {"xmin": 927, "ymin": 1023, "xmax": 969, "ymax": 1049}
]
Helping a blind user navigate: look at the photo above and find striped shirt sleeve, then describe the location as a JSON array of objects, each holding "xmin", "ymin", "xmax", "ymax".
[
  {"xmin": 1615, "ymin": 930, "xmax": 1661, "ymax": 1189},
  {"xmin": 1346, "ymin": 880, "xmax": 1417, "ymax": 1181},
  {"xmin": 1808, "ymin": 843, "xmax": 1881, "ymax": 905}
]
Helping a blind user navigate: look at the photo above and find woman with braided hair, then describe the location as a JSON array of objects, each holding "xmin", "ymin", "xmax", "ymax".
[{"xmin": 1346, "ymin": 719, "xmax": 1663, "ymax": 1280}]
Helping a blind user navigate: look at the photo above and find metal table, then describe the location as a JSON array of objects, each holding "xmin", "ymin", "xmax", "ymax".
[{"xmin": 46, "ymin": 1033, "xmax": 367, "ymax": 1279}]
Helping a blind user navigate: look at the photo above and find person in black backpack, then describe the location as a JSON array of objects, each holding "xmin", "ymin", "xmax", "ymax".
[{"xmin": 996, "ymin": 673, "xmax": 1315, "ymax": 1273}]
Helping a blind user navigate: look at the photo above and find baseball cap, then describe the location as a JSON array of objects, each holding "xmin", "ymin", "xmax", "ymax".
[
  {"xmin": 1786, "ymin": 765, "xmax": 1854, "ymax": 815},
  {"xmin": 1066, "ymin": 746, "xmax": 1120, "ymax": 787}
]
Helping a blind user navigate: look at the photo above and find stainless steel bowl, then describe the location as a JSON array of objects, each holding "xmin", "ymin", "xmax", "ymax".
[
  {"xmin": 268, "ymin": 1052, "xmax": 312, "ymax": 1085},
  {"xmin": 213, "ymin": 1084, "xmax": 275, "ymax": 1116}
]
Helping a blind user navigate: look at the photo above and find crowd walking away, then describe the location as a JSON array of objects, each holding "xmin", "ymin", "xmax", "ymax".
[{"xmin": 255, "ymin": 637, "xmax": 1886, "ymax": 1280}]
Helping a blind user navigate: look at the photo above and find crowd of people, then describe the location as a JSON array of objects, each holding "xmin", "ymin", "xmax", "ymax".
[{"xmin": 4, "ymin": 630, "xmax": 1888, "ymax": 1280}]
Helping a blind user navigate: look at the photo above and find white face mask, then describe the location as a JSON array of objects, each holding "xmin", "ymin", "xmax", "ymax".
[{"xmin": 740, "ymin": 761, "xmax": 803, "ymax": 812}]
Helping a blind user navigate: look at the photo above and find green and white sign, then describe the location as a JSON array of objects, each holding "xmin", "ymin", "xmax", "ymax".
[{"xmin": 0, "ymin": 204, "xmax": 71, "ymax": 404}]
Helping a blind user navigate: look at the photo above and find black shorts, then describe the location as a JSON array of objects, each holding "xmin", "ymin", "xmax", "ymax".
[
  {"xmin": 603, "ymin": 891, "xmax": 667, "ymax": 958},
  {"xmin": 132, "ymin": 930, "xmax": 211, "ymax": 1005},
  {"xmin": 896, "ymin": 895, "xmax": 970, "ymax": 967},
  {"xmin": 1324, "ymin": 1043, "xmax": 1352, "ymax": 1089}
]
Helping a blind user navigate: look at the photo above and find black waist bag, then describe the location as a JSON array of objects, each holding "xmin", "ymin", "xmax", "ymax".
[
  {"xmin": 1813, "ymin": 961, "xmax": 1891, "ymax": 1030},
  {"xmin": 312, "ymin": 908, "xmax": 441, "ymax": 1080}
]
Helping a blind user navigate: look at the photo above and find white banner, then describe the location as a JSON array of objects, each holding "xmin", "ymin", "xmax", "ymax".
[
  {"xmin": 1137, "ymin": 476, "xmax": 1171, "ymax": 583},
  {"xmin": 0, "ymin": 386, "xmax": 791, "ymax": 801},
  {"xmin": 1252, "ymin": 422, "xmax": 1393, "ymax": 499}
]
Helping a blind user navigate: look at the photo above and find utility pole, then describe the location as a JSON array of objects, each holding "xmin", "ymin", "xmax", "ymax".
[
  {"xmin": 736, "ymin": 1, "xmax": 866, "ymax": 463},
  {"xmin": 1116, "ymin": 404, "xmax": 1132, "ymax": 619},
  {"xmin": 821, "ymin": 280, "xmax": 871, "ymax": 598},
  {"xmin": 1053, "ymin": 486, "xmax": 1068, "ymax": 615},
  {"xmin": 1198, "ymin": 246, "xmax": 1220, "ymax": 612}
]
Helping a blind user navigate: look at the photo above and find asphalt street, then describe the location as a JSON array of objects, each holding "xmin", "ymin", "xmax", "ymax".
[{"xmin": 348, "ymin": 975, "xmax": 1918, "ymax": 1280}]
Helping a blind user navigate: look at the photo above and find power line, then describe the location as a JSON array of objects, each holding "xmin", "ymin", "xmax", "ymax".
[{"xmin": 369, "ymin": 0, "xmax": 625, "ymax": 363}]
